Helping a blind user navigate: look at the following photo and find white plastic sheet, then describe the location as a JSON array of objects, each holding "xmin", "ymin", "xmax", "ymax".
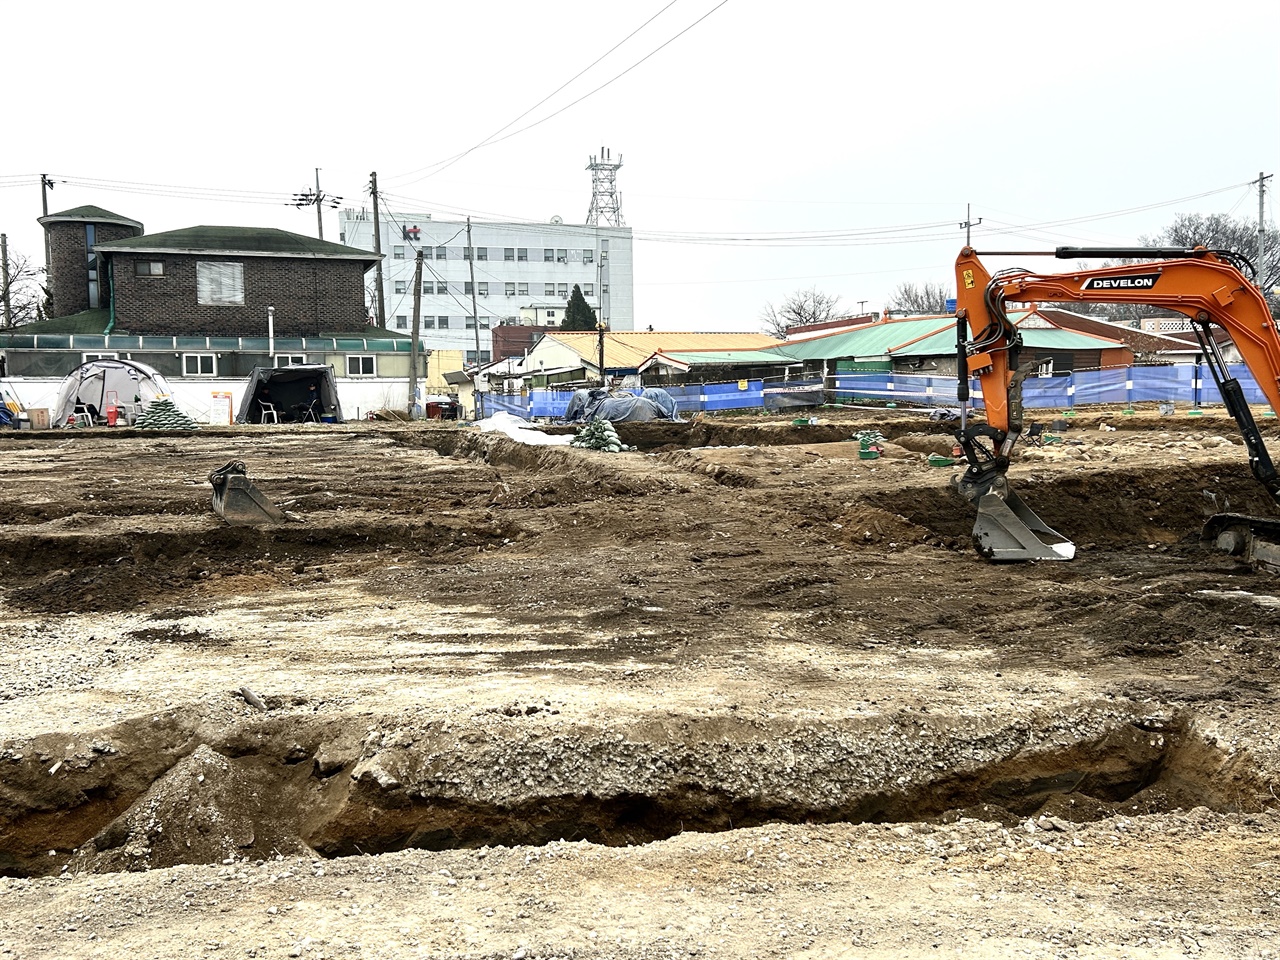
[{"xmin": 475, "ymin": 411, "xmax": 572, "ymax": 446}]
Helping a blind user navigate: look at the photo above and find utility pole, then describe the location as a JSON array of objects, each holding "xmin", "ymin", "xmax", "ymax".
[
  {"xmin": 370, "ymin": 171, "xmax": 386, "ymax": 328},
  {"xmin": 291, "ymin": 171, "xmax": 341, "ymax": 241},
  {"xmin": 1258, "ymin": 171, "xmax": 1272, "ymax": 286},
  {"xmin": 40, "ymin": 174, "xmax": 54, "ymax": 280},
  {"xmin": 409, "ymin": 248, "xmax": 423, "ymax": 419},
  {"xmin": 1, "ymin": 233, "xmax": 12, "ymax": 328},
  {"xmin": 959, "ymin": 203, "xmax": 982, "ymax": 247},
  {"xmin": 467, "ymin": 217, "xmax": 484, "ymax": 419}
]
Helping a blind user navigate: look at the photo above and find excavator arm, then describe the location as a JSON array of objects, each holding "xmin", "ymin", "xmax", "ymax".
[{"xmin": 953, "ymin": 245, "xmax": 1280, "ymax": 562}]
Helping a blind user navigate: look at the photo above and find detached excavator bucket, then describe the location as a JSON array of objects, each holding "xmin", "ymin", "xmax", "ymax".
[
  {"xmin": 972, "ymin": 489, "xmax": 1075, "ymax": 562},
  {"xmin": 208, "ymin": 460, "xmax": 286, "ymax": 526}
]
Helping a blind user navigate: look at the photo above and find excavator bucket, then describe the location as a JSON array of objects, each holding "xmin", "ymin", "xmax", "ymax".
[
  {"xmin": 972, "ymin": 489, "xmax": 1076, "ymax": 562},
  {"xmin": 208, "ymin": 460, "xmax": 286, "ymax": 526}
]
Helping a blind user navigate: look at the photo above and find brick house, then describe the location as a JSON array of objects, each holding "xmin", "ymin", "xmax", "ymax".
[{"xmin": 93, "ymin": 224, "xmax": 378, "ymax": 337}]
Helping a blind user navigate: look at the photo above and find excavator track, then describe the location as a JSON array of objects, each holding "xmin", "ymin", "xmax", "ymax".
[{"xmin": 1202, "ymin": 513, "xmax": 1280, "ymax": 573}]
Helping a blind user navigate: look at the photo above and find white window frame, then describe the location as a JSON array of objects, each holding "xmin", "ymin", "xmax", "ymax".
[
  {"xmin": 275, "ymin": 354, "xmax": 306, "ymax": 367},
  {"xmin": 394, "ymin": 280, "xmax": 406, "ymax": 294},
  {"xmin": 346, "ymin": 355, "xmax": 376, "ymax": 377},
  {"xmin": 183, "ymin": 353, "xmax": 217, "ymax": 377},
  {"xmin": 82, "ymin": 351, "xmax": 118, "ymax": 362},
  {"xmin": 395, "ymin": 315, "xmax": 408, "ymax": 329},
  {"xmin": 134, "ymin": 261, "xmax": 165, "ymax": 277},
  {"xmin": 393, "ymin": 246, "xmax": 405, "ymax": 260},
  {"xmin": 196, "ymin": 262, "xmax": 244, "ymax": 306}
]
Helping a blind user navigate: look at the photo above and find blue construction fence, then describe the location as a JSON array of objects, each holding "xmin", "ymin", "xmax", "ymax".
[
  {"xmin": 833, "ymin": 364, "xmax": 1270, "ymax": 410},
  {"xmin": 481, "ymin": 380, "xmax": 772, "ymax": 419},
  {"xmin": 475, "ymin": 365, "xmax": 1264, "ymax": 419}
]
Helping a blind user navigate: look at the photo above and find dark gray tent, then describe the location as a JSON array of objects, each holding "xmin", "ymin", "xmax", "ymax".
[{"xmin": 236, "ymin": 365, "xmax": 344, "ymax": 424}]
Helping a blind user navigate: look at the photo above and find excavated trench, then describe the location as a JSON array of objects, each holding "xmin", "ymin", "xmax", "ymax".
[{"xmin": 0, "ymin": 702, "xmax": 1265, "ymax": 878}]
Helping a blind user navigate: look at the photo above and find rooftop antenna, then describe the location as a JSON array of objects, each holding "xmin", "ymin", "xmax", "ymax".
[{"xmin": 585, "ymin": 147, "xmax": 625, "ymax": 226}]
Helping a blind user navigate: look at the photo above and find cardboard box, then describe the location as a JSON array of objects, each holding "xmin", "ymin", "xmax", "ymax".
[{"xmin": 28, "ymin": 408, "xmax": 50, "ymax": 430}]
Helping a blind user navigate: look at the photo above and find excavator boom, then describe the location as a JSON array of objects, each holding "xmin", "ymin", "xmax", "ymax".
[{"xmin": 953, "ymin": 245, "xmax": 1280, "ymax": 563}]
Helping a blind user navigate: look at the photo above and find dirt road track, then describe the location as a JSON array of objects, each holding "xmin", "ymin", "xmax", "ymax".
[{"xmin": 1, "ymin": 410, "xmax": 1278, "ymax": 958}]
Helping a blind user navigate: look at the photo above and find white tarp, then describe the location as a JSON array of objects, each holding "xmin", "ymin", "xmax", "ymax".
[{"xmin": 475, "ymin": 412, "xmax": 572, "ymax": 446}]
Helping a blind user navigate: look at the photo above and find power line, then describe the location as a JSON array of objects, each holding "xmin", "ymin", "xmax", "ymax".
[
  {"xmin": 385, "ymin": 0, "xmax": 730, "ymax": 187},
  {"xmin": 384, "ymin": 0, "xmax": 685, "ymax": 186}
]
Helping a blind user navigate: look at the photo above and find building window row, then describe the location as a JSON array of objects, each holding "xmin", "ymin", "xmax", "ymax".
[
  {"xmin": 401, "ymin": 280, "xmax": 590, "ymax": 300},
  {"xmin": 391, "ymin": 245, "xmax": 602, "ymax": 263}
]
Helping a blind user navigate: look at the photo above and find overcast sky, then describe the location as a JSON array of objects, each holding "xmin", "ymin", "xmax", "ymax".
[{"xmin": 3, "ymin": 0, "xmax": 1277, "ymax": 331}]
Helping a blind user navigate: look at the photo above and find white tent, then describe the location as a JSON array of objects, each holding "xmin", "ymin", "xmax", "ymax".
[{"xmin": 51, "ymin": 358, "xmax": 174, "ymax": 426}]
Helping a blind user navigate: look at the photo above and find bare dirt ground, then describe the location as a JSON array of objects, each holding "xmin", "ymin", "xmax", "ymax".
[{"xmin": 2, "ymin": 407, "xmax": 1279, "ymax": 959}]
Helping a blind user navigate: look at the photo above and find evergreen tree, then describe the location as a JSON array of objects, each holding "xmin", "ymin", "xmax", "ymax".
[{"xmin": 561, "ymin": 284, "xmax": 597, "ymax": 331}]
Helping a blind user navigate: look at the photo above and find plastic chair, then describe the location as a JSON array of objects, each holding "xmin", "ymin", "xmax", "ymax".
[
  {"xmin": 71, "ymin": 403, "xmax": 94, "ymax": 427},
  {"xmin": 258, "ymin": 400, "xmax": 279, "ymax": 424}
]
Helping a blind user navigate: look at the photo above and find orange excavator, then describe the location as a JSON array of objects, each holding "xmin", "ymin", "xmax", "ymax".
[{"xmin": 953, "ymin": 244, "xmax": 1280, "ymax": 565}]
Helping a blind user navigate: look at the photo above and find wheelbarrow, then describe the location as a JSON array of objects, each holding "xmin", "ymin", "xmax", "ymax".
[{"xmin": 208, "ymin": 460, "xmax": 286, "ymax": 526}]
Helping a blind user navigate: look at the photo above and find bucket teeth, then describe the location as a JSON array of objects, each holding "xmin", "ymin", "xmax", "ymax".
[{"xmin": 972, "ymin": 490, "xmax": 1075, "ymax": 562}]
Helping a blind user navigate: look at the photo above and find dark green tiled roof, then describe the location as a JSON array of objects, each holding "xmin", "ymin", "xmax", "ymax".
[
  {"xmin": 39, "ymin": 206, "xmax": 143, "ymax": 229},
  {"xmin": 95, "ymin": 226, "xmax": 379, "ymax": 261}
]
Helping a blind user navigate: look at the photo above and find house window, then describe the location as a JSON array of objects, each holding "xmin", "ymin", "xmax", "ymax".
[
  {"xmin": 504, "ymin": 248, "xmax": 515, "ymax": 261},
  {"xmin": 480, "ymin": 316, "xmax": 490, "ymax": 329},
  {"xmin": 82, "ymin": 352, "xmax": 118, "ymax": 362},
  {"xmin": 465, "ymin": 281, "xmax": 474, "ymax": 295},
  {"xmin": 422, "ymin": 281, "xmax": 431, "ymax": 295},
  {"xmin": 476, "ymin": 247, "xmax": 488, "ymax": 261},
  {"xmin": 395, "ymin": 315, "xmax": 408, "ymax": 329},
  {"xmin": 434, "ymin": 281, "xmax": 448, "ymax": 295},
  {"xmin": 347, "ymin": 355, "xmax": 376, "ymax": 377},
  {"xmin": 545, "ymin": 310, "xmax": 557, "ymax": 319},
  {"xmin": 466, "ymin": 350, "xmax": 493, "ymax": 365},
  {"xmin": 465, "ymin": 316, "xmax": 477, "ymax": 329},
  {"xmin": 435, "ymin": 246, "xmax": 446, "ymax": 260},
  {"xmin": 544, "ymin": 283, "xmax": 555, "ymax": 296},
  {"xmin": 196, "ymin": 262, "xmax": 244, "ymax": 306},
  {"xmin": 183, "ymin": 353, "xmax": 216, "ymax": 376},
  {"xmin": 394, "ymin": 280, "xmax": 407, "ymax": 294},
  {"xmin": 437, "ymin": 316, "xmax": 450, "ymax": 329},
  {"xmin": 601, "ymin": 240, "xmax": 609, "ymax": 254},
  {"xmin": 393, "ymin": 246, "xmax": 405, "ymax": 260},
  {"xmin": 478, "ymin": 282, "xmax": 488, "ymax": 296},
  {"xmin": 517, "ymin": 248, "xmax": 528, "ymax": 262},
  {"xmin": 556, "ymin": 249, "xmax": 567, "ymax": 263},
  {"xmin": 463, "ymin": 247, "xmax": 473, "ymax": 260},
  {"xmin": 557, "ymin": 284, "xmax": 568, "ymax": 298},
  {"xmin": 134, "ymin": 261, "xmax": 165, "ymax": 277},
  {"xmin": 422, "ymin": 316, "xmax": 435, "ymax": 329},
  {"xmin": 583, "ymin": 250, "xmax": 593, "ymax": 264},
  {"xmin": 275, "ymin": 355, "xmax": 306, "ymax": 367},
  {"xmin": 584, "ymin": 283, "xmax": 594, "ymax": 297},
  {"xmin": 505, "ymin": 282, "xmax": 516, "ymax": 296},
  {"xmin": 518, "ymin": 282, "xmax": 528, "ymax": 296},
  {"xmin": 544, "ymin": 248, "xmax": 554, "ymax": 262}
]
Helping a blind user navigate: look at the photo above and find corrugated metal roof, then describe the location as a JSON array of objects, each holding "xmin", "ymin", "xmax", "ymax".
[
  {"xmin": 650, "ymin": 349, "xmax": 801, "ymax": 366},
  {"xmin": 547, "ymin": 331, "xmax": 781, "ymax": 369},
  {"xmin": 779, "ymin": 317, "xmax": 953, "ymax": 361}
]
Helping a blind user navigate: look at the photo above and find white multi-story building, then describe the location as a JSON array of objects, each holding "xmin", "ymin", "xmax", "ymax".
[{"xmin": 338, "ymin": 210, "xmax": 634, "ymax": 365}]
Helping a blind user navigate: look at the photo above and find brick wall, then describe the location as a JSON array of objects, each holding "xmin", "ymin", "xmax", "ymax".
[
  {"xmin": 45, "ymin": 221, "xmax": 139, "ymax": 318},
  {"xmin": 108, "ymin": 253, "xmax": 369, "ymax": 336}
]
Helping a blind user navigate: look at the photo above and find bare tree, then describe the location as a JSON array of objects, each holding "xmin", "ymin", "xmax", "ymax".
[
  {"xmin": 1, "ymin": 246, "xmax": 46, "ymax": 328},
  {"xmin": 887, "ymin": 281, "xmax": 950, "ymax": 315},
  {"xmin": 760, "ymin": 287, "xmax": 844, "ymax": 338}
]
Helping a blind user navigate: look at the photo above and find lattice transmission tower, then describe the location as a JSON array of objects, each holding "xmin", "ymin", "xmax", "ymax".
[{"xmin": 585, "ymin": 147, "xmax": 624, "ymax": 226}]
